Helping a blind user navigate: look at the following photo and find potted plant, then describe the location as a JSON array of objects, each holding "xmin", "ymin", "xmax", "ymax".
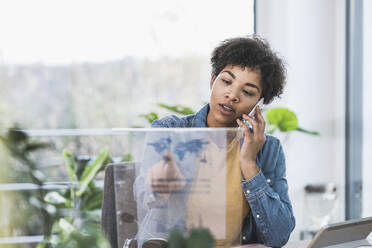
[{"xmin": 139, "ymin": 103, "xmax": 319, "ymax": 137}]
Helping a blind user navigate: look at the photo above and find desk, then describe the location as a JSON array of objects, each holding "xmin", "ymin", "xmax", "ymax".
[
  {"xmin": 237, "ymin": 241, "xmax": 310, "ymax": 248},
  {"xmin": 284, "ymin": 241, "xmax": 311, "ymax": 248}
]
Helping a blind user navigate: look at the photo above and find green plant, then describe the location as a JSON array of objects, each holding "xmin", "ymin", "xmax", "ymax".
[
  {"xmin": 40, "ymin": 148, "xmax": 112, "ymax": 247},
  {"xmin": 45, "ymin": 149, "xmax": 110, "ymax": 211},
  {"xmin": 0, "ymin": 127, "xmax": 54, "ymax": 248},
  {"xmin": 139, "ymin": 104, "xmax": 195, "ymax": 125},
  {"xmin": 0, "ymin": 126, "xmax": 114, "ymax": 248},
  {"xmin": 139, "ymin": 112, "xmax": 159, "ymax": 124},
  {"xmin": 266, "ymin": 107, "xmax": 319, "ymax": 135},
  {"xmin": 157, "ymin": 103, "xmax": 195, "ymax": 116},
  {"xmin": 122, "ymin": 153, "xmax": 134, "ymax": 162},
  {"xmin": 37, "ymin": 218, "xmax": 110, "ymax": 248},
  {"xmin": 166, "ymin": 228, "xmax": 215, "ymax": 248}
]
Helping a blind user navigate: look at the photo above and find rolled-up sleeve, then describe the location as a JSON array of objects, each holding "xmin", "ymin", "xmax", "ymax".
[{"xmin": 241, "ymin": 142, "xmax": 296, "ymax": 247}]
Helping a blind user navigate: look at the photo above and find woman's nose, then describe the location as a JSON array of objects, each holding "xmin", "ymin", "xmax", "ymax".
[{"xmin": 226, "ymin": 88, "xmax": 239, "ymax": 102}]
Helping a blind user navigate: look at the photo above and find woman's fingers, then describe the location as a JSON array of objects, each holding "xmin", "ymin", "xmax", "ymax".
[
  {"xmin": 242, "ymin": 113, "xmax": 258, "ymax": 134},
  {"xmin": 255, "ymin": 106, "xmax": 266, "ymax": 131},
  {"xmin": 236, "ymin": 118, "xmax": 252, "ymax": 139}
]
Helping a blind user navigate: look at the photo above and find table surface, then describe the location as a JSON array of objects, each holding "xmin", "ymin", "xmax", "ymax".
[
  {"xmin": 236, "ymin": 240, "xmax": 311, "ymax": 248},
  {"xmin": 284, "ymin": 240, "xmax": 311, "ymax": 248}
]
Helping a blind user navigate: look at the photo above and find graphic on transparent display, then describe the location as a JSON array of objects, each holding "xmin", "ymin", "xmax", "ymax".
[{"xmin": 113, "ymin": 129, "xmax": 246, "ymax": 248}]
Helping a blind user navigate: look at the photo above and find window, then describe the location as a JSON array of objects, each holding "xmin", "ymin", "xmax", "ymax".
[
  {"xmin": 0, "ymin": 0, "xmax": 255, "ymax": 129},
  {"xmin": 362, "ymin": 0, "xmax": 372, "ymax": 218},
  {"xmin": 0, "ymin": 0, "xmax": 255, "ymax": 245}
]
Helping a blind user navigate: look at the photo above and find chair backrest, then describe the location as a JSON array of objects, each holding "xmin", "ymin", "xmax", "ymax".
[{"xmin": 101, "ymin": 162, "xmax": 139, "ymax": 248}]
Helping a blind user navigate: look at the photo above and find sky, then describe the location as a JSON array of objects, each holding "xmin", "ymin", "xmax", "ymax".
[{"xmin": 0, "ymin": 0, "xmax": 254, "ymax": 65}]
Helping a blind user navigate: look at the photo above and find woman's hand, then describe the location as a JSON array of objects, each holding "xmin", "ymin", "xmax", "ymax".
[
  {"xmin": 236, "ymin": 106, "xmax": 266, "ymax": 180},
  {"xmin": 146, "ymin": 152, "xmax": 186, "ymax": 199}
]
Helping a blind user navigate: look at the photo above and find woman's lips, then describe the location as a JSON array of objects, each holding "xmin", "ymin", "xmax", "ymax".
[{"xmin": 218, "ymin": 104, "xmax": 235, "ymax": 116}]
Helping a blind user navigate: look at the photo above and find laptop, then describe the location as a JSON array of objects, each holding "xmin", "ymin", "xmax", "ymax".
[{"xmin": 307, "ymin": 216, "xmax": 372, "ymax": 248}]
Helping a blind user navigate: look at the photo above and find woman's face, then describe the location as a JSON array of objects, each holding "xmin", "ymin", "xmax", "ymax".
[{"xmin": 207, "ymin": 65, "xmax": 262, "ymax": 128}]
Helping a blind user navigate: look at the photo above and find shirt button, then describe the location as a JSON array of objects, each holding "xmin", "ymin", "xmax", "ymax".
[
  {"xmin": 242, "ymin": 236, "xmax": 246, "ymax": 240},
  {"xmin": 267, "ymin": 178, "xmax": 271, "ymax": 183},
  {"xmin": 256, "ymin": 214, "xmax": 260, "ymax": 218},
  {"xmin": 246, "ymin": 190, "xmax": 250, "ymax": 194}
]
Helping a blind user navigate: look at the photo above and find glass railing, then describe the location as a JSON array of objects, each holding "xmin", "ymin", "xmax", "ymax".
[{"xmin": 0, "ymin": 128, "xmax": 363, "ymax": 248}]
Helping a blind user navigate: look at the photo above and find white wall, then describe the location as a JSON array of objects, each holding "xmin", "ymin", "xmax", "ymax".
[
  {"xmin": 256, "ymin": 0, "xmax": 346, "ymax": 240},
  {"xmin": 363, "ymin": 0, "xmax": 372, "ymax": 218}
]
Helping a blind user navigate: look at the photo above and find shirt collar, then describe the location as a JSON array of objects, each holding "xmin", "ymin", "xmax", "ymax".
[{"xmin": 192, "ymin": 103, "xmax": 210, "ymax": 127}]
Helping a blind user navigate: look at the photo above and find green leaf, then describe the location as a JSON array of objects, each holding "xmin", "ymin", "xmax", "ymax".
[
  {"xmin": 266, "ymin": 107, "xmax": 298, "ymax": 132},
  {"xmin": 76, "ymin": 148, "xmax": 109, "ymax": 197},
  {"xmin": 296, "ymin": 127, "xmax": 320, "ymax": 136},
  {"xmin": 158, "ymin": 103, "xmax": 194, "ymax": 116},
  {"xmin": 52, "ymin": 217, "xmax": 73, "ymax": 234},
  {"xmin": 31, "ymin": 169, "xmax": 46, "ymax": 183},
  {"xmin": 29, "ymin": 169, "xmax": 46, "ymax": 185},
  {"xmin": 29, "ymin": 196, "xmax": 56, "ymax": 214},
  {"xmin": 76, "ymin": 156, "xmax": 91, "ymax": 179},
  {"xmin": 25, "ymin": 143, "xmax": 51, "ymax": 152},
  {"xmin": 58, "ymin": 218, "xmax": 76, "ymax": 242},
  {"xmin": 7, "ymin": 128, "xmax": 28, "ymax": 143},
  {"xmin": 63, "ymin": 150, "xmax": 78, "ymax": 182},
  {"xmin": 122, "ymin": 153, "xmax": 133, "ymax": 162},
  {"xmin": 168, "ymin": 228, "xmax": 186, "ymax": 248},
  {"xmin": 82, "ymin": 188, "xmax": 103, "ymax": 210},
  {"xmin": 35, "ymin": 239, "xmax": 49, "ymax": 248},
  {"xmin": 130, "ymin": 125, "xmax": 143, "ymax": 128},
  {"xmin": 97, "ymin": 156, "xmax": 112, "ymax": 174},
  {"xmin": 44, "ymin": 191, "xmax": 67, "ymax": 207},
  {"xmin": 65, "ymin": 222, "xmax": 111, "ymax": 248},
  {"xmin": 59, "ymin": 218, "xmax": 75, "ymax": 233},
  {"xmin": 266, "ymin": 126, "xmax": 277, "ymax": 135},
  {"xmin": 81, "ymin": 209, "xmax": 102, "ymax": 222},
  {"xmin": 186, "ymin": 228, "xmax": 215, "ymax": 248},
  {"xmin": 140, "ymin": 112, "xmax": 159, "ymax": 124}
]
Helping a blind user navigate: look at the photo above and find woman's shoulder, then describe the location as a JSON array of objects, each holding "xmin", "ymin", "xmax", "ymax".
[
  {"xmin": 258, "ymin": 134, "xmax": 285, "ymax": 170},
  {"xmin": 261, "ymin": 133, "xmax": 283, "ymax": 156},
  {"xmin": 263, "ymin": 133, "xmax": 281, "ymax": 148},
  {"xmin": 151, "ymin": 114, "xmax": 196, "ymax": 128},
  {"xmin": 151, "ymin": 104, "xmax": 209, "ymax": 128}
]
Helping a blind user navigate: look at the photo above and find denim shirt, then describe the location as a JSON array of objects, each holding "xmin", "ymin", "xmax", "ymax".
[{"xmin": 136, "ymin": 104, "xmax": 295, "ymax": 247}]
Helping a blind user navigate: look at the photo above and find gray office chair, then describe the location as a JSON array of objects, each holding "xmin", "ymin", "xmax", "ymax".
[{"xmin": 101, "ymin": 162, "xmax": 139, "ymax": 248}]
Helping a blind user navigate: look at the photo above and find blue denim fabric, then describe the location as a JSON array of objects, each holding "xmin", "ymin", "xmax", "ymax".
[{"xmin": 137, "ymin": 104, "xmax": 295, "ymax": 247}]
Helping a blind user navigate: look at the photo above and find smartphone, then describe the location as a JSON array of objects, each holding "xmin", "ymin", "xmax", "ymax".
[{"xmin": 241, "ymin": 98, "xmax": 264, "ymax": 129}]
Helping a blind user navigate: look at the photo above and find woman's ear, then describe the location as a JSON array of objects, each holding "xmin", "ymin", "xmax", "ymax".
[{"xmin": 210, "ymin": 74, "xmax": 216, "ymax": 90}]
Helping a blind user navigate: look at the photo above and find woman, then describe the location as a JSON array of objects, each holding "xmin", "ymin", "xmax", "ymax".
[{"xmin": 134, "ymin": 36, "xmax": 295, "ymax": 248}]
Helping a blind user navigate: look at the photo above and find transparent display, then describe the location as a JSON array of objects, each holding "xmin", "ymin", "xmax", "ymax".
[{"xmin": 112, "ymin": 128, "xmax": 245, "ymax": 248}]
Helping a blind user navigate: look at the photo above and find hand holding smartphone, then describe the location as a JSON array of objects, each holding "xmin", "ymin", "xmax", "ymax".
[{"xmin": 241, "ymin": 98, "xmax": 264, "ymax": 130}]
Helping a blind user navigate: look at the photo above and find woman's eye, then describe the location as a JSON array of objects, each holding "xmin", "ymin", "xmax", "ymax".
[
  {"xmin": 243, "ymin": 90, "xmax": 254, "ymax": 96},
  {"xmin": 222, "ymin": 79, "xmax": 231, "ymax": 85}
]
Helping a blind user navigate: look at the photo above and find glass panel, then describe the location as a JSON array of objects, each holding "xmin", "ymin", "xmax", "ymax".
[
  {"xmin": 113, "ymin": 128, "xmax": 243, "ymax": 248},
  {"xmin": 1, "ymin": 128, "xmax": 250, "ymax": 248},
  {"xmin": 0, "ymin": 129, "xmax": 152, "ymax": 242},
  {"xmin": 362, "ymin": 0, "xmax": 372, "ymax": 218}
]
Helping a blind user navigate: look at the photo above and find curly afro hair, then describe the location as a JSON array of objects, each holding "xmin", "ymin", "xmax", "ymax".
[{"xmin": 210, "ymin": 35, "xmax": 286, "ymax": 104}]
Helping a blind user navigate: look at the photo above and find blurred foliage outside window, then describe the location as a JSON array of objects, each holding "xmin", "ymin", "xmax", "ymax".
[
  {"xmin": 0, "ymin": 0, "xmax": 254, "ymax": 130},
  {"xmin": 0, "ymin": 128, "xmax": 114, "ymax": 247}
]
